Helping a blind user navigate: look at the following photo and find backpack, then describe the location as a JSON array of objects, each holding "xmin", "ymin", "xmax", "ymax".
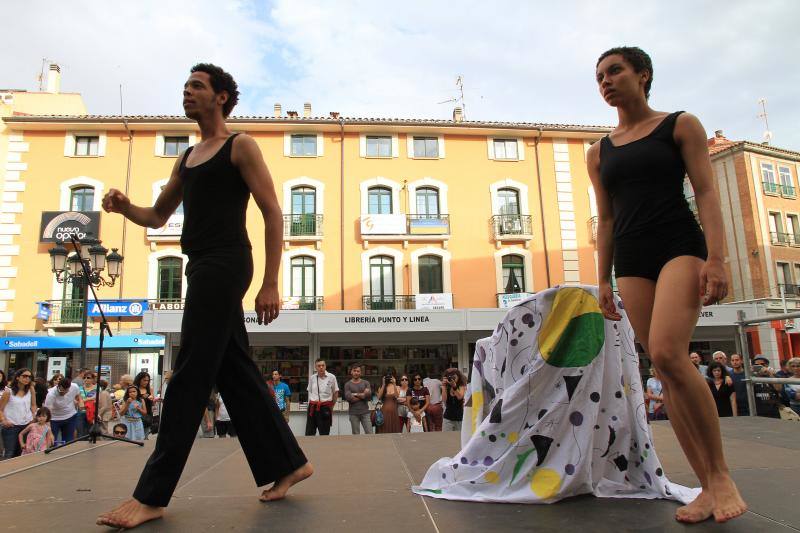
[{"xmin": 371, "ymin": 402, "xmax": 384, "ymax": 427}]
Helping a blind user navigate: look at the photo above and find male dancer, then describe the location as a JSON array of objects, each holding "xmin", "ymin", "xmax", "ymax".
[{"xmin": 97, "ymin": 64, "xmax": 312, "ymax": 529}]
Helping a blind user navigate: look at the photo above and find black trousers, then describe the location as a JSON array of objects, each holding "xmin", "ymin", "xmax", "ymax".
[
  {"xmin": 133, "ymin": 249, "xmax": 307, "ymax": 507},
  {"xmin": 305, "ymin": 405, "xmax": 332, "ymax": 436}
]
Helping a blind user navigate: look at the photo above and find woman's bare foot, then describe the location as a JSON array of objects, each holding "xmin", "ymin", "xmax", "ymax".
[
  {"xmin": 709, "ymin": 473, "xmax": 748, "ymax": 523},
  {"xmin": 259, "ymin": 462, "xmax": 314, "ymax": 502},
  {"xmin": 675, "ymin": 491, "xmax": 713, "ymax": 523},
  {"xmin": 96, "ymin": 498, "xmax": 164, "ymax": 529}
]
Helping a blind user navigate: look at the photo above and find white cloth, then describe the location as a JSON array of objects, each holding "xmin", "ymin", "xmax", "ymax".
[
  {"xmin": 3, "ymin": 389, "xmax": 33, "ymax": 425},
  {"xmin": 408, "ymin": 410, "xmax": 426, "ymax": 433},
  {"xmin": 307, "ymin": 371, "xmax": 339, "ymax": 402},
  {"xmin": 413, "ymin": 285, "xmax": 698, "ymax": 505},
  {"xmin": 44, "ymin": 384, "xmax": 80, "ymax": 421},
  {"xmin": 217, "ymin": 396, "xmax": 230, "ymax": 422},
  {"xmin": 424, "ymin": 378, "xmax": 443, "ymax": 405}
]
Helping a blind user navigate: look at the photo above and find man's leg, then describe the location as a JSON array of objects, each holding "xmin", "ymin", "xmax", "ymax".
[
  {"xmin": 61, "ymin": 414, "xmax": 78, "ymax": 443},
  {"xmin": 349, "ymin": 414, "xmax": 361, "ymax": 434},
  {"xmin": 317, "ymin": 407, "xmax": 332, "ymax": 435},
  {"xmin": 359, "ymin": 412, "xmax": 373, "ymax": 434}
]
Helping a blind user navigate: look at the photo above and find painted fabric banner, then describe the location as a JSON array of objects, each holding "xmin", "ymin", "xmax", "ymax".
[{"xmin": 413, "ymin": 285, "xmax": 698, "ymax": 505}]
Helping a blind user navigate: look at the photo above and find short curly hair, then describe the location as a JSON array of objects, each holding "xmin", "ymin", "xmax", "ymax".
[
  {"xmin": 190, "ymin": 63, "xmax": 240, "ymax": 118},
  {"xmin": 596, "ymin": 46, "xmax": 653, "ymax": 100}
]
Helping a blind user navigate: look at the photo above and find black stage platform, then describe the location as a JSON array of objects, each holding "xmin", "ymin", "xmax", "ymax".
[{"xmin": 0, "ymin": 417, "xmax": 797, "ymax": 532}]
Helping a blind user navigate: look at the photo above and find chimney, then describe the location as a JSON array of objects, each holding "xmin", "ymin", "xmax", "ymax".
[
  {"xmin": 714, "ymin": 130, "xmax": 724, "ymax": 138},
  {"xmin": 287, "ymin": 110, "xmax": 298, "ymax": 119},
  {"xmin": 273, "ymin": 103, "xmax": 282, "ymax": 118},
  {"xmin": 303, "ymin": 102, "xmax": 312, "ymax": 118},
  {"xmin": 47, "ymin": 64, "xmax": 61, "ymax": 93},
  {"xmin": 453, "ymin": 106, "xmax": 463, "ymax": 122},
  {"xmin": 329, "ymin": 111, "xmax": 340, "ymax": 119}
]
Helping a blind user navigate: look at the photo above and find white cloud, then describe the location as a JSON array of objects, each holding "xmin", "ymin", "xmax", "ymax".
[{"xmin": 4, "ymin": 0, "xmax": 799, "ymax": 148}]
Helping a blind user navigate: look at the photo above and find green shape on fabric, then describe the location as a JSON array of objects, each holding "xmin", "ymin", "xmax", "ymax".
[
  {"xmin": 418, "ymin": 488, "xmax": 443, "ymax": 494},
  {"xmin": 545, "ymin": 312, "xmax": 604, "ymax": 368},
  {"xmin": 510, "ymin": 448, "xmax": 537, "ymax": 486}
]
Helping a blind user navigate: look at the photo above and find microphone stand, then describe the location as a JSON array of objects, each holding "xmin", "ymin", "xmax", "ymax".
[{"xmin": 46, "ymin": 234, "xmax": 143, "ymax": 453}]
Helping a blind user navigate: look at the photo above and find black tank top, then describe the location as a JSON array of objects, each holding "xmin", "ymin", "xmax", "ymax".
[
  {"xmin": 599, "ymin": 111, "xmax": 699, "ymax": 239},
  {"xmin": 179, "ymin": 134, "xmax": 252, "ymax": 253}
]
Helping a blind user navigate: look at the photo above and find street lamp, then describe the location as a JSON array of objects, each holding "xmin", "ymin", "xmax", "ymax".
[{"xmin": 48, "ymin": 238, "xmax": 123, "ymax": 370}]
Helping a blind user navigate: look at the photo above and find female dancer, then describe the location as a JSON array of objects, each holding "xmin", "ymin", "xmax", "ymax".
[{"xmin": 588, "ymin": 46, "xmax": 746, "ymax": 523}]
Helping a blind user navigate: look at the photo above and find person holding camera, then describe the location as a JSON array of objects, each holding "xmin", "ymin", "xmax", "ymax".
[
  {"xmin": 442, "ymin": 368, "xmax": 466, "ymax": 432},
  {"xmin": 376, "ymin": 374, "xmax": 402, "ymax": 434}
]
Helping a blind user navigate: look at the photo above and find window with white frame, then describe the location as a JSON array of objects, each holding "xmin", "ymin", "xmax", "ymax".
[
  {"xmin": 787, "ymin": 214, "xmax": 799, "ymax": 241},
  {"xmin": 70, "ymin": 186, "xmax": 94, "ymax": 211},
  {"xmin": 75, "ymin": 136, "xmax": 99, "ymax": 156},
  {"xmin": 370, "ymin": 255, "xmax": 395, "ymax": 298},
  {"xmin": 157, "ymin": 257, "xmax": 183, "ymax": 301},
  {"xmin": 366, "ymin": 136, "xmax": 392, "ymax": 157},
  {"xmin": 418, "ymin": 255, "xmax": 443, "ymax": 294},
  {"xmin": 290, "ymin": 256, "xmax": 316, "ymax": 298},
  {"xmin": 290, "ymin": 134, "xmax": 317, "ymax": 156},
  {"xmin": 497, "ymin": 188, "xmax": 521, "ymax": 215},
  {"xmin": 779, "ymin": 166, "xmax": 794, "ymax": 186},
  {"xmin": 413, "ymin": 137, "xmax": 439, "ymax": 158},
  {"xmin": 164, "ymin": 136, "xmax": 189, "ymax": 156},
  {"xmin": 368, "ymin": 186, "xmax": 393, "ymax": 214},
  {"xmin": 761, "ymin": 162, "xmax": 776, "ymax": 183},
  {"xmin": 493, "ymin": 138, "xmax": 519, "ymax": 160},
  {"xmin": 416, "ymin": 187, "xmax": 440, "ymax": 216},
  {"xmin": 502, "ymin": 254, "xmax": 526, "ymax": 293}
]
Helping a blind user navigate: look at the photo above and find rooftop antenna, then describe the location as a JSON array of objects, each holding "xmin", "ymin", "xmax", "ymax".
[
  {"xmin": 438, "ymin": 75, "xmax": 466, "ymax": 119},
  {"xmin": 758, "ymin": 98, "xmax": 772, "ymax": 144},
  {"xmin": 37, "ymin": 58, "xmax": 54, "ymax": 91}
]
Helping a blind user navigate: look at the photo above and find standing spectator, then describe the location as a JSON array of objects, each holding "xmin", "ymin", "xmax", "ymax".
[
  {"xmin": 749, "ymin": 365, "xmax": 783, "ymax": 418},
  {"xmin": 48, "ymin": 374, "xmax": 63, "ymax": 389},
  {"xmin": 729, "ymin": 354, "xmax": 748, "ymax": 416},
  {"xmin": 707, "ymin": 362, "xmax": 736, "ymax": 418},
  {"xmin": 76, "ymin": 371, "xmax": 97, "ymax": 438},
  {"xmin": 114, "ymin": 374, "xmax": 134, "ymax": 402},
  {"xmin": 44, "ymin": 376, "xmax": 82, "ymax": 444},
  {"xmin": 306, "ymin": 359, "xmax": 338, "ymax": 436},
  {"xmin": 134, "ymin": 372, "xmax": 154, "ymax": 437},
  {"xmin": 344, "ymin": 365, "xmax": 372, "ymax": 435},
  {"xmin": 33, "ymin": 377, "xmax": 48, "ymax": 408},
  {"xmin": 376, "ymin": 374, "xmax": 403, "ymax": 434},
  {"xmin": 121, "ymin": 385, "xmax": 147, "ymax": 441},
  {"xmin": 0, "ymin": 368, "xmax": 37, "ymax": 458},
  {"xmin": 407, "ymin": 397, "xmax": 427, "ymax": 433},
  {"xmin": 73, "ymin": 368, "xmax": 86, "ymax": 390},
  {"xmin": 215, "ymin": 394, "xmax": 235, "ymax": 437},
  {"xmin": 423, "ymin": 373, "xmax": 443, "ymax": 431},
  {"xmin": 783, "ymin": 357, "xmax": 800, "ymax": 415},
  {"xmin": 0, "ymin": 369, "xmax": 7, "ymax": 391},
  {"xmin": 159, "ymin": 370, "xmax": 172, "ymax": 401},
  {"xmin": 97, "ymin": 380, "xmax": 114, "ymax": 435},
  {"xmin": 19, "ymin": 406, "xmax": 54, "ymax": 454},
  {"xmin": 200, "ymin": 391, "xmax": 217, "ymax": 438},
  {"xmin": 646, "ymin": 368, "xmax": 667, "ymax": 421},
  {"xmin": 689, "ymin": 352, "xmax": 708, "ymax": 378},
  {"xmin": 270, "ymin": 370, "xmax": 292, "ymax": 423},
  {"xmin": 712, "ymin": 351, "xmax": 733, "ymax": 375},
  {"xmin": 397, "ymin": 375, "xmax": 410, "ymax": 431},
  {"xmin": 442, "ymin": 368, "xmax": 466, "ymax": 432},
  {"xmin": 409, "ymin": 373, "xmax": 430, "ymax": 418}
]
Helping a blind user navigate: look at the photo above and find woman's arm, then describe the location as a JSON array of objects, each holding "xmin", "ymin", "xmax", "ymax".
[
  {"xmin": 453, "ymin": 385, "xmax": 466, "ymax": 401},
  {"xmin": 30, "ymin": 389, "xmax": 37, "ymax": 416},
  {"xmin": 18, "ymin": 424, "xmax": 31, "ymax": 445},
  {"xmin": 421, "ymin": 393, "xmax": 430, "ymax": 412},
  {"xmin": 675, "ymin": 112, "xmax": 728, "ymax": 305},
  {"xmin": 730, "ymin": 390, "xmax": 738, "ymax": 417},
  {"xmin": 136, "ymin": 401, "xmax": 147, "ymax": 415}
]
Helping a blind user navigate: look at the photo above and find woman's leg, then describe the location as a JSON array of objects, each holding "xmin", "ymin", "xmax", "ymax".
[
  {"xmin": 617, "ymin": 274, "xmax": 714, "ymax": 519},
  {"xmin": 649, "ymin": 257, "xmax": 746, "ymax": 522}
]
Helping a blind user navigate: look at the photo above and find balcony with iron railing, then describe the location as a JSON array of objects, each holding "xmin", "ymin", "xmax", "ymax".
[
  {"xmin": 770, "ymin": 231, "xmax": 794, "ymax": 246},
  {"xmin": 491, "ymin": 214, "xmax": 533, "ymax": 240},
  {"xmin": 782, "ymin": 184, "xmax": 797, "ymax": 198},
  {"xmin": 283, "ymin": 214, "xmax": 323, "ymax": 240},
  {"xmin": 361, "ymin": 295, "xmax": 416, "ymax": 310},
  {"xmin": 359, "ymin": 213, "xmax": 451, "ymax": 242},
  {"xmin": 282, "ymin": 296, "xmax": 324, "ymax": 310},
  {"xmin": 763, "ymin": 181, "xmax": 780, "ymax": 195},
  {"xmin": 41, "ymin": 299, "xmax": 84, "ymax": 327},
  {"xmin": 778, "ymin": 284, "xmax": 800, "ymax": 297}
]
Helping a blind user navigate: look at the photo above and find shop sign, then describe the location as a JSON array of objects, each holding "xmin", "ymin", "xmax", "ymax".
[
  {"xmin": 146, "ymin": 214, "xmax": 183, "ymax": 238},
  {"xmin": 360, "ymin": 214, "xmax": 406, "ymax": 235},
  {"xmin": 0, "ymin": 334, "xmax": 165, "ymax": 350},
  {"xmin": 310, "ymin": 310, "xmax": 465, "ymax": 332},
  {"xmin": 696, "ymin": 305, "xmax": 755, "ymax": 327},
  {"xmin": 498, "ymin": 292, "xmax": 533, "ymax": 309},
  {"xmin": 88, "ymin": 300, "xmax": 148, "ymax": 317},
  {"xmin": 416, "ymin": 293, "xmax": 453, "ymax": 310},
  {"xmin": 39, "ymin": 210, "xmax": 101, "ymax": 243},
  {"xmin": 36, "ymin": 302, "xmax": 52, "ymax": 320},
  {"xmin": 151, "ymin": 301, "xmax": 185, "ymax": 310}
]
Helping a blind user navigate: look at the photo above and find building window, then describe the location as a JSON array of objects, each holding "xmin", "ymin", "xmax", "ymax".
[
  {"xmin": 787, "ymin": 214, "xmax": 799, "ymax": 243},
  {"xmin": 157, "ymin": 257, "xmax": 183, "ymax": 301},
  {"xmin": 502, "ymin": 255, "xmax": 525, "ymax": 293},
  {"xmin": 290, "ymin": 187, "xmax": 317, "ymax": 235},
  {"xmin": 164, "ymin": 136, "xmax": 189, "ymax": 156},
  {"xmin": 493, "ymin": 139, "xmax": 518, "ymax": 160},
  {"xmin": 290, "ymin": 134, "xmax": 317, "ymax": 156},
  {"xmin": 416, "ymin": 187, "xmax": 440, "ymax": 216},
  {"xmin": 75, "ymin": 136, "xmax": 99, "ymax": 156},
  {"xmin": 290, "ymin": 256, "xmax": 316, "ymax": 297},
  {"xmin": 60, "ymin": 267, "xmax": 86, "ymax": 323},
  {"xmin": 413, "ymin": 137, "xmax": 439, "ymax": 158},
  {"xmin": 70, "ymin": 186, "xmax": 95, "ymax": 211},
  {"xmin": 368, "ymin": 187, "xmax": 393, "ymax": 214},
  {"xmin": 497, "ymin": 188, "xmax": 521, "ymax": 215},
  {"xmin": 779, "ymin": 166, "xmax": 796, "ymax": 197},
  {"xmin": 159, "ymin": 185, "xmax": 184, "ymax": 215},
  {"xmin": 769, "ymin": 212, "xmax": 787, "ymax": 244},
  {"xmin": 366, "ymin": 136, "xmax": 392, "ymax": 157},
  {"xmin": 418, "ymin": 255, "xmax": 443, "ymax": 294},
  {"xmin": 370, "ymin": 256, "xmax": 395, "ymax": 299}
]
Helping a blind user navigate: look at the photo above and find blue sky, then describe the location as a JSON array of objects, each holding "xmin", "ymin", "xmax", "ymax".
[{"xmin": 6, "ymin": 0, "xmax": 800, "ymax": 149}]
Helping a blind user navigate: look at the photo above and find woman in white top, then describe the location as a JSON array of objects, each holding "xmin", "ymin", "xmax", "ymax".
[
  {"xmin": 44, "ymin": 377, "xmax": 83, "ymax": 444},
  {"xmin": 0, "ymin": 368, "xmax": 37, "ymax": 459}
]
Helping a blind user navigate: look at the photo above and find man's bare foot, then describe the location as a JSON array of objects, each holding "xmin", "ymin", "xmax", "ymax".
[
  {"xmin": 709, "ymin": 473, "xmax": 748, "ymax": 523},
  {"xmin": 675, "ymin": 491, "xmax": 713, "ymax": 523},
  {"xmin": 259, "ymin": 462, "xmax": 314, "ymax": 502},
  {"xmin": 96, "ymin": 498, "xmax": 164, "ymax": 529}
]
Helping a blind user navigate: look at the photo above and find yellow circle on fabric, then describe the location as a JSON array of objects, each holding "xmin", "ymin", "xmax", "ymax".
[
  {"xmin": 470, "ymin": 389, "xmax": 484, "ymax": 435},
  {"xmin": 508, "ymin": 432, "xmax": 519, "ymax": 443},
  {"xmin": 530, "ymin": 468, "xmax": 562, "ymax": 499},
  {"xmin": 538, "ymin": 288, "xmax": 605, "ymax": 368},
  {"xmin": 484, "ymin": 471, "xmax": 500, "ymax": 484}
]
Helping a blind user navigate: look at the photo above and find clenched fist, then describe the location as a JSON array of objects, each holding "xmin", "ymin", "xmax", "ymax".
[{"xmin": 102, "ymin": 189, "xmax": 131, "ymax": 214}]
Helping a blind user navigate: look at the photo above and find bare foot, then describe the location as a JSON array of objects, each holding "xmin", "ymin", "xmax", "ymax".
[
  {"xmin": 96, "ymin": 498, "xmax": 164, "ymax": 529},
  {"xmin": 709, "ymin": 473, "xmax": 748, "ymax": 523},
  {"xmin": 259, "ymin": 462, "xmax": 314, "ymax": 502},
  {"xmin": 675, "ymin": 491, "xmax": 713, "ymax": 523}
]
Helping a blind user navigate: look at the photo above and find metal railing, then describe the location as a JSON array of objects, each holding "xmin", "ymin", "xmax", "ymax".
[
  {"xmin": 283, "ymin": 214, "xmax": 323, "ymax": 237},
  {"xmin": 491, "ymin": 214, "xmax": 533, "ymax": 238},
  {"xmin": 778, "ymin": 284, "xmax": 800, "ymax": 297},
  {"xmin": 782, "ymin": 184, "xmax": 797, "ymax": 198},
  {"xmin": 406, "ymin": 213, "xmax": 450, "ymax": 235},
  {"xmin": 285, "ymin": 296, "xmax": 324, "ymax": 310},
  {"xmin": 362, "ymin": 295, "xmax": 416, "ymax": 310},
  {"xmin": 736, "ymin": 309, "xmax": 800, "ymax": 416},
  {"xmin": 42, "ymin": 299, "xmax": 84, "ymax": 326},
  {"xmin": 770, "ymin": 231, "xmax": 792, "ymax": 246},
  {"xmin": 762, "ymin": 181, "xmax": 780, "ymax": 195},
  {"xmin": 588, "ymin": 216, "xmax": 597, "ymax": 242}
]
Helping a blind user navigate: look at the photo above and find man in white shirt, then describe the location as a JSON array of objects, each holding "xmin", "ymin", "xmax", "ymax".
[
  {"xmin": 423, "ymin": 373, "xmax": 444, "ymax": 431},
  {"xmin": 305, "ymin": 359, "xmax": 338, "ymax": 436},
  {"xmin": 44, "ymin": 377, "xmax": 83, "ymax": 443}
]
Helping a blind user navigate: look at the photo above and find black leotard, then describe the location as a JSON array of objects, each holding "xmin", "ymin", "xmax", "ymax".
[{"xmin": 600, "ymin": 111, "xmax": 707, "ymax": 281}]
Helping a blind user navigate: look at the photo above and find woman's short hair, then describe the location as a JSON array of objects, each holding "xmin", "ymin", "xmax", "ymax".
[
  {"xmin": 707, "ymin": 361, "xmax": 729, "ymax": 379},
  {"xmin": 596, "ymin": 46, "xmax": 653, "ymax": 99}
]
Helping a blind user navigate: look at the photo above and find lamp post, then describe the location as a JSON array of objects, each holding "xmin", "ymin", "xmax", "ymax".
[{"xmin": 48, "ymin": 238, "xmax": 123, "ymax": 370}]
